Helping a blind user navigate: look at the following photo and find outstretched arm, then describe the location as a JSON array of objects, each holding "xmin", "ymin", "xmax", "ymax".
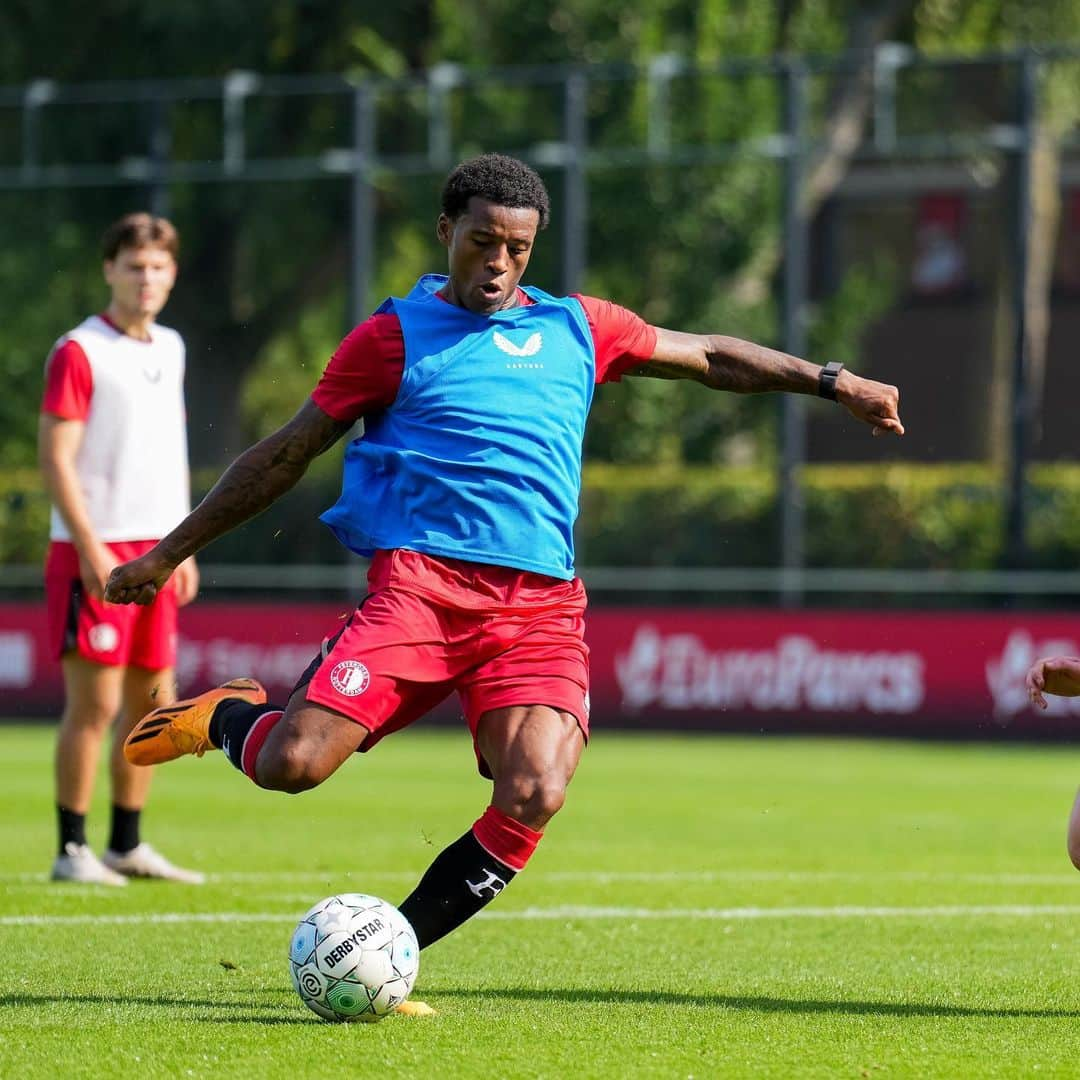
[
  {"xmin": 626, "ymin": 328, "xmax": 904, "ymax": 436},
  {"xmin": 105, "ymin": 399, "xmax": 353, "ymax": 605},
  {"xmin": 1026, "ymin": 656, "xmax": 1080, "ymax": 709}
]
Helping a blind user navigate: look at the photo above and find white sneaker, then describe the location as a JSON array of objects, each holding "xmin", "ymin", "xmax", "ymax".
[
  {"xmin": 102, "ymin": 842, "xmax": 206, "ymax": 884},
  {"xmin": 51, "ymin": 842, "xmax": 128, "ymax": 886}
]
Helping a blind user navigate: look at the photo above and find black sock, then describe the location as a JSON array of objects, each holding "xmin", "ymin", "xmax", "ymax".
[
  {"xmin": 210, "ymin": 699, "xmax": 282, "ymax": 772},
  {"xmin": 398, "ymin": 830, "xmax": 516, "ymax": 949},
  {"xmin": 57, "ymin": 804, "xmax": 87, "ymax": 853},
  {"xmin": 108, "ymin": 804, "xmax": 141, "ymax": 854}
]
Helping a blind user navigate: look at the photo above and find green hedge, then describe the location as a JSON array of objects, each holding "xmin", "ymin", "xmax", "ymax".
[
  {"xmin": 578, "ymin": 463, "xmax": 1009, "ymax": 569},
  {"xmin": 5, "ymin": 463, "xmax": 1080, "ymax": 570},
  {"xmin": 0, "ymin": 470, "xmax": 50, "ymax": 565}
]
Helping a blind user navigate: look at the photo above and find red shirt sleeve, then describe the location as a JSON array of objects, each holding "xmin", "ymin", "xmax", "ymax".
[
  {"xmin": 311, "ymin": 312, "xmax": 406, "ymax": 423},
  {"xmin": 574, "ymin": 295, "xmax": 658, "ymax": 384},
  {"xmin": 41, "ymin": 339, "xmax": 93, "ymax": 420}
]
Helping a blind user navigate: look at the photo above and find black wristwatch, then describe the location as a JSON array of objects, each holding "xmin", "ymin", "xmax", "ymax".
[{"xmin": 817, "ymin": 361, "xmax": 844, "ymax": 401}]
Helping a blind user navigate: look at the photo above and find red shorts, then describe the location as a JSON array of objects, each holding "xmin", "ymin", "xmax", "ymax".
[
  {"xmin": 302, "ymin": 549, "xmax": 590, "ymax": 775},
  {"xmin": 45, "ymin": 539, "xmax": 178, "ymax": 670}
]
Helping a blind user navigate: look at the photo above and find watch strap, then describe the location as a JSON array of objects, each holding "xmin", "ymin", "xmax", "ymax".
[{"xmin": 818, "ymin": 361, "xmax": 843, "ymax": 401}]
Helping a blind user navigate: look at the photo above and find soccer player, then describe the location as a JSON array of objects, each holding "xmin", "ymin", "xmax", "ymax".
[
  {"xmin": 39, "ymin": 212, "xmax": 203, "ymax": 885},
  {"xmin": 106, "ymin": 156, "xmax": 902, "ymax": 942},
  {"xmin": 1025, "ymin": 655, "xmax": 1080, "ymax": 869}
]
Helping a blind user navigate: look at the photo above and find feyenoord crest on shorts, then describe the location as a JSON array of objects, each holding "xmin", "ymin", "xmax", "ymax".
[{"xmin": 329, "ymin": 660, "xmax": 371, "ymax": 698}]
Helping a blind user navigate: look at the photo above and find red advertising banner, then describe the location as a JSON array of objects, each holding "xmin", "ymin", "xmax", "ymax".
[
  {"xmin": 586, "ymin": 608, "xmax": 1080, "ymax": 738},
  {"xmin": 2, "ymin": 602, "xmax": 1079, "ymax": 738}
]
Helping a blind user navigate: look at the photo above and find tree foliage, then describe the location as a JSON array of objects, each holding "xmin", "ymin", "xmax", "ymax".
[
  {"xmin": 0, "ymin": 0, "xmax": 1061, "ymax": 480},
  {"xmin": 914, "ymin": 0, "xmax": 1080, "ymax": 465}
]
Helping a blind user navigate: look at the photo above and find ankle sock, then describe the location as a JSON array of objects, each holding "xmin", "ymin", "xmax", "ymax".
[
  {"xmin": 108, "ymin": 804, "xmax": 141, "ymax": 854},
  {"xmin": 472, "ymin": 805, "xmax": 543, "ymax": 871},
  {"xmin": 398, "ymin": 807, "xmax": 543, "ymax": 949},
  {"xmin": 57, "ymin": 804, "xmax": 87, "ymax": 853},
  {"xmin": 210, "ymin": 699, "xmax": 284, "ymax": 782}
]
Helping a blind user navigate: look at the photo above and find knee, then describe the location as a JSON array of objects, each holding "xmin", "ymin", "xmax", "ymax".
[
  {"xmin": 255, "ymin": 740, "xmax": 326, "ymax": 794},
  {"xmin": 495, "ymin": 773, "xmax": 568, "ymax": 831},
  {"xmin": 63, "ymin": 699, "xmax": 118, "ymax": 735}
]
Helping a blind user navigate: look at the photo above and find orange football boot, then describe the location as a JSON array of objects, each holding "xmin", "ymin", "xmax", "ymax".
[
  {"xmin": 393, "ymin": 1000, "xmax": 437, "ymax": 1017},
  {"xmin": 124, "ymin": 678, "xmax": 267, "ymax": 766}
]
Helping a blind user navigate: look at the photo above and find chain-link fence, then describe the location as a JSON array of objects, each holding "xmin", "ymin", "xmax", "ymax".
[{"xmin": 4, "ymin": 47, "xmax": 1080, "ymax": 599}]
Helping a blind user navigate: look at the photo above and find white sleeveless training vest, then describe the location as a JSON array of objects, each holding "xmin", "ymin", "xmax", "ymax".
[{"xmin": 47, "ymin": 315, "xmax": 190, "ymax": 542}]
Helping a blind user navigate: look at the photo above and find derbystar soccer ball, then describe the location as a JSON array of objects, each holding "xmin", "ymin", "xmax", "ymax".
[{"xmin": 289, "ymin": 893, "xmax": 420, "ymax": 1022}]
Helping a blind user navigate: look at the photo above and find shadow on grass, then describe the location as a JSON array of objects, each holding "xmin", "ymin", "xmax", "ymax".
[
  {"xmin": 448, "ymin": 986, "xmax": 1080, "ymax": 1020},
  {"xmin": 4, "ymin": 987, "xmax": 1077, "ymax": 1022},
  {"xmin": 0, "ymin": 990, "xmax": 314, "ymax": 1025}
]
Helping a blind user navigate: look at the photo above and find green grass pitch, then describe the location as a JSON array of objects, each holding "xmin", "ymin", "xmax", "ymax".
[{"xmin": 3, "ymin": 723, "xmax": 1080, "ymax": 1078}]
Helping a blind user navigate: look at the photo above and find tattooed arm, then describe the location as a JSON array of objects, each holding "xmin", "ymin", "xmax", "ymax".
[
  {"xmin": 105, "ymin": 399, "xmax": 353, "ymax": 605},
  {"xmin": 628, "ymin": 328, "xmax": 904, "ymax": 436}
]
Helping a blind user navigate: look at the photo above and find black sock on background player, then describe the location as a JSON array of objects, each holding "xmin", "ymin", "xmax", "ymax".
[
  {"xmin": 57, "ymin": 802, "xmax": 141, "ymax": 855},
  {"xmin": 108, "ymin": 804, "xmax": 141, "ymax": 854},
  {"xmin": 57, "ymin": 804, "xmax": 87, "ymax": 854}
]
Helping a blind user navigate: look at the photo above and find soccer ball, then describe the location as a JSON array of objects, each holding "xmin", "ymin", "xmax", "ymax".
[{"xmin": 289, "ymin": 893, "xmax": 420, "ymax": 1022}]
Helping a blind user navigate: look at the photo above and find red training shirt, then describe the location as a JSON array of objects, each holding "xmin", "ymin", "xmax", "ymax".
[
  {"xmin": 312, "ymin": 292, "xmax": 658, "ymax": 424},
  {"xmin": 42, "ymin": 339, "xmax": 94, "ymax": 420},
  {"xmin": 41, "ymin": 314, "xmax": 142, "ymax": 421}
]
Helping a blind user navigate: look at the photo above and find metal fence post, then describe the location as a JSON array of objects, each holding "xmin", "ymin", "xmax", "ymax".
[
  {"xmin": 780, "ymin": 58, "xmax": 809, "ymax": 605},
  {"xmin": 872, "ymin": 42, "xmax": 909, "ymax": 155},
  {"xmin": 427, "ymin": 63, "xmax": 460, "ymax": 171},
  {"xmin": 223, "ymin": 70, "xmax": 258, "ymax": 177},
  {"xmin": 647, "ymin": 54, "xmax": 683, "ymax": 156},
  {"xmin": 21, "ymin": 79, "xmax": 54, "ymax": 182},
  {"xmin": 562, "ymin": 70, "xmax": 588, "ymax": 295},
  {"xmin": 146, "ymin": 97, "xmax": 172, "ymax": 218},
  {"xmin": 349, "ymin": 82, "xmax": 376, "ymax": 331},
  {"xmin": 1003, "ymin": 52, "xmax": 1037, "ymax": 572}
]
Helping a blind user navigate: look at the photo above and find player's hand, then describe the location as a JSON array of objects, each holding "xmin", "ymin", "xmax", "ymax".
[
  {"xmin": 104, "ymin": 550, "xmax": 177, "ymax": 606},
  {"xmin": 836, "ymin": 371, "xmax": 904, "ymax": 437},
  {"xmin": 1027, "ymin": 658, "xmax": 1050, "ymax": 709},
  {"xmin": 77, "ymin": 543, "xmax": 119, "ymax": 601},
  {"xmin": 173, "ymin": 556, "xmax": 200, "ymax": 607},
  {"xmin": 1025, "ymin": 656, "xmax": 1080, "ymax": 709}
]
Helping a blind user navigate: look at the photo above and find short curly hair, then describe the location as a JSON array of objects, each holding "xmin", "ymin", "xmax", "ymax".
[{"xmin": 440, "ymin": 153, "xmax": 550, "ymax": 229}]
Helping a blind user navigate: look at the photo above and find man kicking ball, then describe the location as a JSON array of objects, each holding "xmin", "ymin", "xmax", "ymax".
[{"xmin": 107, "ymin": 154, "xmax": 904, "ymax": 999}]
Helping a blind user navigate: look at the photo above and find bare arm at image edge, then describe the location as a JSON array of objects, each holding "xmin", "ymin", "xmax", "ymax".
[{"xmin": 1026, "ymin": 656, "xmax": 1080, "ymax": 709}]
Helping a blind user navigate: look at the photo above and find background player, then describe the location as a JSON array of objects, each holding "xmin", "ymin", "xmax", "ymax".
[
  {"xmin": 105, "ymin": 156, "xmax": 902, "ymax": 944},
  {"xmin": 1025, "ymin": 655, "xmax": 1080, "ymax": 869},
  {"xmin": 39, "ymin": 212, "xmax": 202, "ymax": 885}
]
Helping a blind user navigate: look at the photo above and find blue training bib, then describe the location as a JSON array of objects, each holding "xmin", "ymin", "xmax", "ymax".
[{"xmin": 320, "ymin": 275, "xmax": 596, "ymax": 579}]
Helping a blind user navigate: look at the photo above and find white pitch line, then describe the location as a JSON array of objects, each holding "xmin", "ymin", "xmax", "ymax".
[
  {"xmin": 1, "ymin": 869, "xmax": 1077, "ymax": 886},
  {"xmin": 2, "ymin": 904, "xmax": 1080, "ymax": 928},
  {"xmin": 0, "ymin": 913, "xmax": 294, "ymax": 926},
  {"xmin": 544, "ymin": 871, "xmax": 1080, "ymax": 886},
  {"xmin": 0, "ymin": 871, "xmax": 415, "ymax": 885},
  {"xmin": 481, "ymin": 904, "xmax": 1080, "ymax": 921}
]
